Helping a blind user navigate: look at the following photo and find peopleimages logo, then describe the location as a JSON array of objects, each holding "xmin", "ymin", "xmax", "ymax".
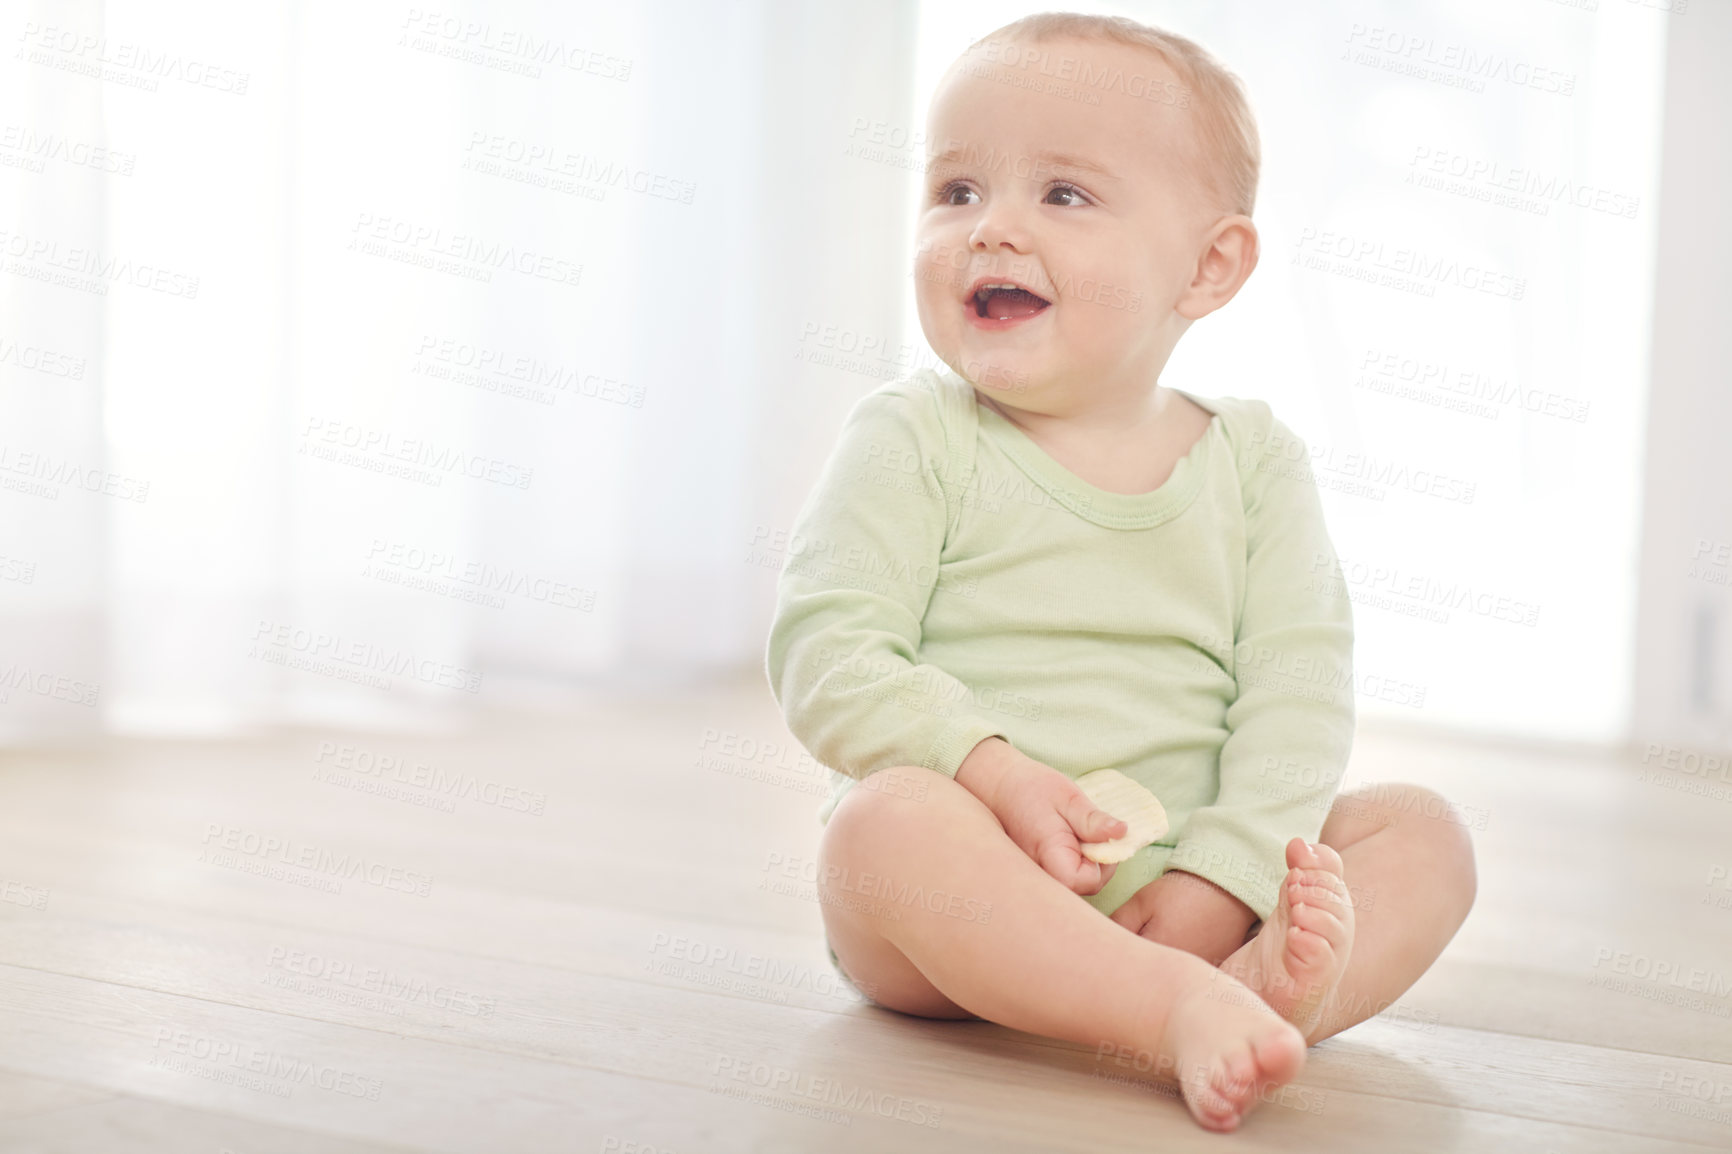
[
  {"xmin": 248, "ymin": 619, "xmax": 483, "ymax": 694},
  {"xmin": 760, "ymin": 851, "xmax": 993, "ymax": 924},
  {"xmin": 149, "ymin": 1028, "xmax": 381, "ymax": 1100},
  {"xmin": 263, "ymin": 944, "xmax": 496, "ymax": 1017},
  {"xmin": 710, "ymin": 1056, "xmax": 944, "ymax": 1128},
  {"xmin": 300, "ymin": 417, "xmax": 534, "ymax": 490},
  {"xmin": 312, "ymin": 740, "xmax": 547, "ymax": 815},
  {"xmin": 1291, "ymin": 228, "xmax": 1525, "ymax": 301},
  {"xmin": 1590, "ymin": 947, "xmax": 1732, "ymax": 1002},
  {"xmin": 0, "ymin": 226, "xmax": 199, "ymax": 298},
  {"xmin": 199, "ymin": 824, "xmax": 434, "ymax": 897},
  {"xmin": 346, "ymin": 212, "xmax": 582, "ymax": 287}
]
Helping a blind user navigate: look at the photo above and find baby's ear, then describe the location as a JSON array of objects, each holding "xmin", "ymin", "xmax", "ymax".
[{"xmin": 1180, "ymin": 216, "xmax": 1258, "ymax": 320}]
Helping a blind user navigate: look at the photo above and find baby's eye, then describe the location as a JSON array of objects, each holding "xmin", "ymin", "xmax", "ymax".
[
  {"xmin": 934, "ymin": 180, "xmax": 979, "ymax": 206},
  {"xmin": 1047, "ymin": 183, "xmax": 1089, "ymax": 207}
]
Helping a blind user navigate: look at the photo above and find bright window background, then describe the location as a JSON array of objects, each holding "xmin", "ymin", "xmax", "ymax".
[
  {"xmin": 0, "ymin": 0, "xmax": 1669, "ymax": 746},
  {"xmin": 904, "ymin": 0, "xmax": 1666, "ymax": 742}
]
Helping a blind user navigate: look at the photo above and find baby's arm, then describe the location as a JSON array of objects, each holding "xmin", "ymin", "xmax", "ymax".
[
  {"xmin": 765, "ymin": 382, "xmax": 1123, "ymax": 892},
  {"xmin": 765, "ymin": 383, "xmax": 1009, "ymax": 783},
  {"xmin": 1158, "ymin": 407, "xmax": 1357, "ymax": 934},
  {"xmin": 955, "ymin": 735, "xmax": 1125, "ymax": 895}
]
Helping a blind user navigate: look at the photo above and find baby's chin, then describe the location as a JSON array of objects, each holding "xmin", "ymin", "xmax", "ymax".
[
  {"xmin": 941, "ymin": 354, "xmax": 1041, "ymax": 397},
  {"xmin": 919, "ymin": 326, "xmax": 1032, "ymax": 389}
]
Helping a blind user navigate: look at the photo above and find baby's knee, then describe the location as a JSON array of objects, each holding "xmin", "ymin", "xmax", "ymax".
[
  {"xmin": 1376, "ymin": 783, "xmax": 1478, "ymax": 902},
  {"xmin": 824, "ymin": 767, "xmax": 942, "ymax": 849},
  {"xmin": 821, "ymin": 766, "xmax": 996, "ymax": 863}
]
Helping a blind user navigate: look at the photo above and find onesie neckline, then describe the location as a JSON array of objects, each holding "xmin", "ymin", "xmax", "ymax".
[{"xmin": 963, "ymin": 375, "xmax": 1222, "ymax": 531}]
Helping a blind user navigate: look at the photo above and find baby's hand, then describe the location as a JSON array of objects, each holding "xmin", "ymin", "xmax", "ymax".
[{"xmin": 956, "ymin": 738, "xmax": 1126, "ymax": 895}]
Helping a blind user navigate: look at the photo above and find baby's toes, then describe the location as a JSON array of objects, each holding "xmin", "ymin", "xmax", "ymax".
[
  {"xmin": 1203, "ymin": 1052, "xmax": 1259, "ymax": 1127},
  {"xmin": 1293, "ymin": 868, "xmax": 1351, "ymax": 906},
  {"xmin": 1205, "ymin": 1028, "xmax": 1306, "ymax": 1128},
  {"xmin": 1291, "ymin": 880, "xmax": 1349, "ymax": 918},
  {"xmin": 1289, "ymin": 897, "xmax": 1346, "ymax": 945},
  {"xmin": 1306, "ymin": 840, "xmax": 1346, "ymax": 877},
  {"xmin": 1253, "ymin": 1023, "xmax": 1308, "ymax": 1085},
  {"xmin": 1182, "ymin": 1062, "xmax": 1244, "ymax": 1130},
  {"xmin": 1219, "ymin": 1045, "xmax": 1257, "ymax": 1092},
  {"xmin": 1284, "ymin": 921, "xmax": 1335, "ymax": 973},
  {"xmin": 1294, "ymin": 864, "xmax": 1346, "ymax": 892}
]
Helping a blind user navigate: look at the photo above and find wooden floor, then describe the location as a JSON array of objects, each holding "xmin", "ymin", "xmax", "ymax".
[{"xmin": 1, "ymin": 670, "xmax": 1730, "ymax": 1152}]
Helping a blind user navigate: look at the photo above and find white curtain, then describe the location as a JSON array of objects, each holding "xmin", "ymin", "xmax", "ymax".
[{"xmin": 0, "ymin": 0, "xmax": 921, "ymax": 741}]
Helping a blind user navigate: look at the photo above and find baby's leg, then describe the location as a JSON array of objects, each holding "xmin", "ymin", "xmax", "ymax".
[
  {"xmin": 1224, "ymin": 783, "xmax": 1477, "ymax": 1043},
  {"xmin": 819, "ymin": 766, "xmax": 1306, "ymax": 1132}
]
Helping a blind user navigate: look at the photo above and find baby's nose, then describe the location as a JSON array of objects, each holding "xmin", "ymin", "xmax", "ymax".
[{"xmin": 967, "ymin": 203, "xmax": 1034, "ymax": 254}]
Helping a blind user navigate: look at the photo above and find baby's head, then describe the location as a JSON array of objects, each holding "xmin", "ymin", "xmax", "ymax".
[{"xmin": 914, "ymin": 13, "xmax": 1260, "ymax": 411}]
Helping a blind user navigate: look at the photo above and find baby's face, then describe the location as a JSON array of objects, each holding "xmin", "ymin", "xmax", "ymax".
[{"xmin": 914, "ymin": 37, "xmax": 1221, "ymax": 409}]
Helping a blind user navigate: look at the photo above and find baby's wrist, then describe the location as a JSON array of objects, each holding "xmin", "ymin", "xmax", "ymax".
[{"xmin": 955, "ymin": 736, "xmax": 1024, "ymax": 809}]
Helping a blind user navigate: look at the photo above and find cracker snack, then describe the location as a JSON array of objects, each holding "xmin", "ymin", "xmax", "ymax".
[{"xmin": 1074, "ymin": 768, "xmax": 1169, "ymax": 864}]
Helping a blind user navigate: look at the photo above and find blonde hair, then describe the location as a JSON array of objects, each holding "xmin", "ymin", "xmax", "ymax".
[{"xmin": 961, "ymin": 12, "xmax": 1260, "ymax": 218}]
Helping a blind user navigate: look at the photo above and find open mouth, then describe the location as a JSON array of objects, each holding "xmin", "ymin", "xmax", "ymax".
[{"xmin": 971, "ymin": 283, "xmax": 1052, "ymax": 321}]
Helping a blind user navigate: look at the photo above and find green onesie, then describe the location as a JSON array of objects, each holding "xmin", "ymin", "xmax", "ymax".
[{"xmin": 763, "ymin": 367, "xmax": 1355, "ymax": 922}]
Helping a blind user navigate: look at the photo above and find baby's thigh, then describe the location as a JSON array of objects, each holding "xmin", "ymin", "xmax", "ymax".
[
  {"xmin": 816, "ymin": 769, "xmax": 981, "ymax": 1020},
  {"xmin": 822, "ymin": 924, "xmax": 976, "ymax": 1020}
]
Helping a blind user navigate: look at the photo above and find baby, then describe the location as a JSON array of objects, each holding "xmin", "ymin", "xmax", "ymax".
[{"xmin": 765, "ymin": 12, "xmax": 1476, "ymax": 1133}]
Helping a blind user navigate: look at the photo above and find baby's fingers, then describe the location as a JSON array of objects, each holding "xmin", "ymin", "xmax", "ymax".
[
  {"xmin": 1035, "ymin": 830, "xmax": 1110, "ymax": 895},
  {"xmin": 1062, "ymin": 791, "xmax": 1127, "ymax": 844},
  {"xmin": 1065, "ymin": 856, "xmax": 1111, "ymax": 895}
]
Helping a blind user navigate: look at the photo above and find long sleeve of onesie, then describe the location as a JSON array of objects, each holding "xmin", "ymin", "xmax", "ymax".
[
  {"xmin": 1163, "ymin": 410, "xmax": 1357, "ymax": 920},
  {"xmin": 764, "ymin": 382, "xmax": 1010, "ymax": 800}
]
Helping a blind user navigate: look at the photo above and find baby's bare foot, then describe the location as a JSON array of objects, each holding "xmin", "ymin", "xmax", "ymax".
[
  {"xmin": 1156, "ymin": 971, "xmax": 1307, "ymax": 1132},
  {"xmin": 1220, "ymin": 838, "xmax": 1355, "ymax": 1041}
]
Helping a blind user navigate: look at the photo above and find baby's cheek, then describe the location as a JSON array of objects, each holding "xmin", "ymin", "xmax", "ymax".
[{"xmin": 915, "ymin": 254, "xmax": 965, "ymax": 298}]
